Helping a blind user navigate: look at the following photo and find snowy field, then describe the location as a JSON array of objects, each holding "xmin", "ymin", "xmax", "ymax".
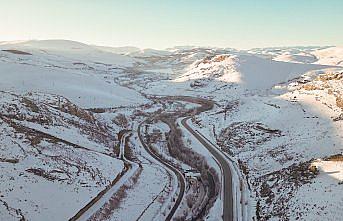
[{"xmin": 0, "ymin": 40, "xmax": 342, "ymax": 221}]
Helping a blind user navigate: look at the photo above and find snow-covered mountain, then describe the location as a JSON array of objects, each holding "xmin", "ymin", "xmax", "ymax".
[
  {"xmin": 0, "ymin": 40, "xmax": 148, "ymax": 108},
  {"xmin": 175, "ymin": 53, "xmax": 330, "ymax": 90},
  {"xmin": 248, "ymin": 46, "xmax": 343, "ymax": 67},
  {"xmin": 0, "ymin": 40, "xmax": 134, "ymax": 67},
  {"xmin": 312, "ymin": 46, "xmax": 343, "ymax": 66},
  {"xmin": 1, "ymin": 40, "xmax": 342, "ymax": 221}
]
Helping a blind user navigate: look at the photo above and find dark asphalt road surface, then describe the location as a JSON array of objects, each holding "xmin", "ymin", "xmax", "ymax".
[
  {"xmin": 137, "ymin": 122, "xmax": 185, "ymax": 221},
  {"xmin": 181, "ymin": 117, "xmax": 234, "ymax": 221}
]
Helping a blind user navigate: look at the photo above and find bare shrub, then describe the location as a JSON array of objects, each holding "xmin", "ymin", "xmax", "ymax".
[
  {"xmin": 112, "ymin": 114, "xmax": 128, "ymax": 128},
  {"xmin": 302, "ymin": 84, "xmax": 320, "ymax": 91},
  {"xmin": 336, "ymin": 96, "xmax": 343, "ymax": 109}
]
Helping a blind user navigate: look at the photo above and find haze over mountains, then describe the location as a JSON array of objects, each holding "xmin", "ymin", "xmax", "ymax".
[{"xmin": 0, "ymin": 40, "xmax": 342, "ymax": 221}]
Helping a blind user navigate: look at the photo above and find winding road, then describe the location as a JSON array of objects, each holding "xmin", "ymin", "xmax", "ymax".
[
  {"xmin": 69, "ymin": 96, "xmax": 238, "ymax": 221},
  {"xmin": 181, "ymin": 117, "xmax": 234, "ymax": 221},
  {"xmin": 137, "ymin": 122, "xmax": 186, "ymax": 221},
  {"xmin": 138, "ymin": 96, "xmax": 237, "ymax": 221}
]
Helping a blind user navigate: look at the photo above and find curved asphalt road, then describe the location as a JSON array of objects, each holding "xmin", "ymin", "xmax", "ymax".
[
  {"xmin": 181, "ymin": 117, "xmax": 234, "ymax": 221},
  {"xmin": 137, "ymin": 122, "xmax": 186, "ymax": 221}
]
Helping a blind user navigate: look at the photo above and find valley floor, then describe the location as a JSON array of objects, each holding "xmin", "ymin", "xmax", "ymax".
[{"xmin": 0, "ymin": 40, "xmax": 342, "ymax": 220}]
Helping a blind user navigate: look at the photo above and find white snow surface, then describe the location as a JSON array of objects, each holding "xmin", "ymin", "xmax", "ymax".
[
  {"xmin": 175, "ymin": 53, "xmax": 329, "ymax": 90},
  {"xmin": 0, "ymin": 40, "xmax": 134, "ymax": 66},
  {"xmin": 0, "ymin": 48, "xmax": 148, "ymax": 108},
  {"xmin": 313, "ymin": 46, "xmax": 343, "ymax": 66},
  {"xmin": 288, "ymin": 159, "xmax": 343, "ymax": 221},
  {"xmin": 1, "ymin": 40, "xmax": 343, "ymax": 221}
]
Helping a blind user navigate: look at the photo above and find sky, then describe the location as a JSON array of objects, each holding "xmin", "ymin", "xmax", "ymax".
[{"xmin": 1, "ymin": 0, "xmax": 343, "ymax": 49}]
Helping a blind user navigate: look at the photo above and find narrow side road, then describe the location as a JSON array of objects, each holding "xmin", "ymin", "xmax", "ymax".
[
  {"xmin": 181, "ymin": 117, "xmax": 234, "ymax": 221},
  {"xmin": 69, "ymin": 131, "xmax": 138, "ymax": 221}
]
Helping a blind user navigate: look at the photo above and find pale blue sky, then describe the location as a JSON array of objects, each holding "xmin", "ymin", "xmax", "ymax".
[{"xmin": 1, "ymin": 0, "xmax": 342, "ymax": 49}]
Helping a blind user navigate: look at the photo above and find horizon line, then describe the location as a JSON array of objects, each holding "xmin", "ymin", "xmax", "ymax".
[{"xmin": 0, "ymin": 38, "xmax": 337, "ymax": 51}]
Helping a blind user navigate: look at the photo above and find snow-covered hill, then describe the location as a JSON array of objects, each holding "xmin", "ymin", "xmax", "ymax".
[
  {"xmin": 0, "ymin": 61, "xmax": 147, "ymax": 108},
  {"xmin": 0, "ymin": 40, "xmax": 134, "ymax": 67},
  {"xmin": 312, "ymin": 46, "xmax": 343, "ymax": 66},
  {"xmin": 94, "ymin": 45, "xmax": 141, "ymax": 55},
  {"xmin": 1, "ymin": 40, "xmax": 342, "ymax": 221},
  {"xmin": 175, "ymin": 53, "xmax": 330, "ymax": 90},
  {"xmin": 248, "ymin": 46, "xmax": 343, "ymax": 67},
  {"xmin": 0, "ymin": 91, "xmax": 124, "ymax": 221},
  {"xmin": 0, "ymin": 41, "xmax": 148, "ymax": 108}
]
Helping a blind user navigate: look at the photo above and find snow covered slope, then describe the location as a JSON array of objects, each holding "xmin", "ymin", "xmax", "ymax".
[
  {"xmin": 0, "ymin": 61, "xmax": 146, "ymax": 108},
  {"xmin": 273, "ymin": 53, "xmax": 318, "ymax": 64},
  {"xmin": 1, "ymin": 40, "xmax": 342, "ymax": 221},
  {"xmin": 175, "ymin": 53, "xmax": 330, "ymax": 90},
  {"xmin": 0, "ymin": 91, "xmax": 124, "ymax": 221},
  {"xmin": 0, "ymin": 40, "xmax": 134, "ymax": 67},
  {"xmin": 0, "ymin": 41, "xmax": 148, "ymax": 108},
  {"xmin": 94, "ymin": 45, "xmax": 141, "ymax": 55},
  {"xmin": 248, "ymin": 46, "xmax": 343, "ymax": 67},
  {"xmin": 312, "ymin": 46, "xmax": 343, "ymax": 66}
]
